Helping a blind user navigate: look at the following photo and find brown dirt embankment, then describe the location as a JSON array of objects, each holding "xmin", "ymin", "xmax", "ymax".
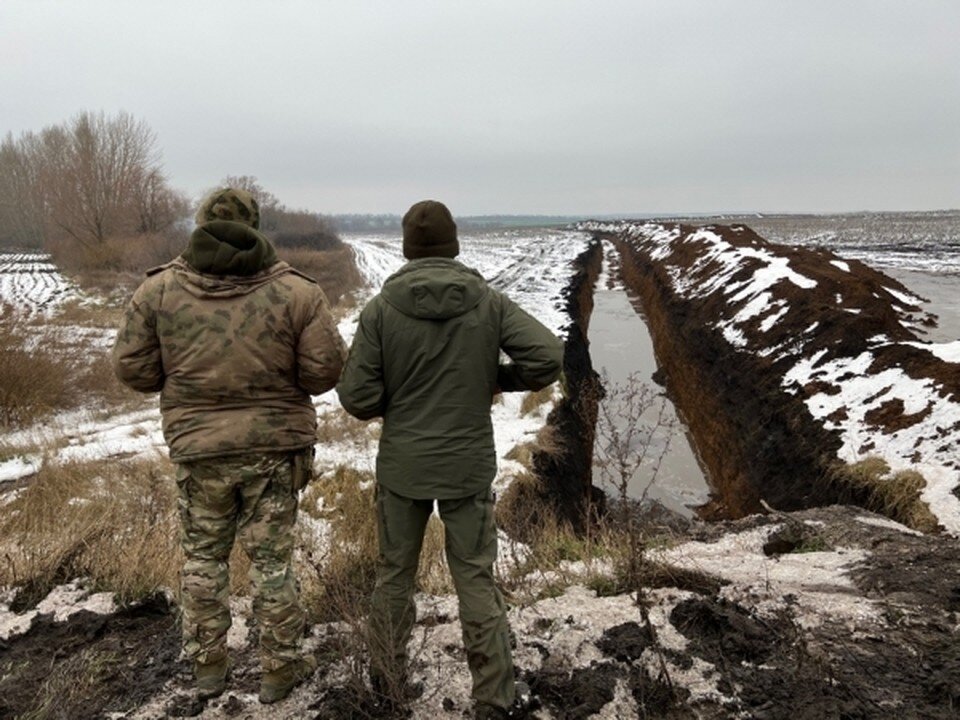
[{"xmin": 511, "ymin": 239, "xmax": 605, "ymax": 534}]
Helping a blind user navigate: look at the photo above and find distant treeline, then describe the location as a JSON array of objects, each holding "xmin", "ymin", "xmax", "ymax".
[{"xmin": 334, "ymin": 214, "xmax": 592, "ymax": 234}]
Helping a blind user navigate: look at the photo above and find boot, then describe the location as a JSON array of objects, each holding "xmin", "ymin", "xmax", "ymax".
[
  {"xmin": 259, "ymin": 655, "xmax": 317, "ymax": 704},
  {"xmin": 194, "ymin": 657, "xmax": 229, "ymax": 700}
]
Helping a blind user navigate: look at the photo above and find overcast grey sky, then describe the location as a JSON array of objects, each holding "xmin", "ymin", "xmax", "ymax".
[{"xmin": 2, "ymin": 1, "xmax": 957, "ymax": 215}]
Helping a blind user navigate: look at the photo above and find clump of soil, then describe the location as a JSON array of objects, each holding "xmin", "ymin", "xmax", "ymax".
[{"xmin": 525, "ymin": 662, "xmax": 619, "ymax": 719}]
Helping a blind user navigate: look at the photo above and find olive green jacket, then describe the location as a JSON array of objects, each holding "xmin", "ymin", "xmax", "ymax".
[
  {"xmin": 337, "ymin": 257, "xmax": 563, "ymax": 499},
  {"xmin": 113, "ymin": 220, "xmax": 347, "ymax": 462}
]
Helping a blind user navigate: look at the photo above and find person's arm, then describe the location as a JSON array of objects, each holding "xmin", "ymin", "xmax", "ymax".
[
  {"xmin": 336, "ymin": 300, "xmax": 386, "ymax": 420},
  {"xmin": 496, "ymin": 293, "xmax": 564, "ymax": 392},
  {"xmin": 112, "ymin": 282, "xmax": 165, "ymax": 393},
  {"xmin": 297, "ymin": 288, "xmax": 347, "ymax": 395}
]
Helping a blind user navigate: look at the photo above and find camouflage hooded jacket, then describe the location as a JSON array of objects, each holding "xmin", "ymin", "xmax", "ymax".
[
  {"xmin": 337, "ymin": 257, "xmax": 563, "ymax": 499},
  {"xmin": 113, "ymin": 220, "xmax": 346, "ymax": 462}
]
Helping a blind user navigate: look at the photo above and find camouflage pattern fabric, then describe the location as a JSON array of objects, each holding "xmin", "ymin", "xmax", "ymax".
[
  {"xmin": 195, "ymin": 187, "xmax": 261, "ymax": 229},
  {"xmin": 369, "ymin": 485, "xmax": 515, "ymax": 709},
  {"xmin": 177, "ymin": 452, "xmax": 304, "ymax": 671},
  {"xmin": 113, "ymin": 253, "xmax": 346, "ymax": 462}
]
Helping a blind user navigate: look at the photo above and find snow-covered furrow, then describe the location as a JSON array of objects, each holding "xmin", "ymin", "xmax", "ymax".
[
  {"xmin": 0, "ymin": 252, "xmax": 82, "ymax": 315},
  {"xmin": 344, "ymin": 229, "xmax": 591, "ymax": 338}
]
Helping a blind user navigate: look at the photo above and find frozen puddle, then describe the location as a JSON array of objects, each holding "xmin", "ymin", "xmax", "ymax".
[{"xmin": 590, "ymin": 246, "xmax": 710, "ymax": 515}]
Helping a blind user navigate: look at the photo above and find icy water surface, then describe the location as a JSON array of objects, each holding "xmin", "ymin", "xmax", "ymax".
[{"xmin": 589, "ymin": 261, "xmax": 710, "ymax": 516}]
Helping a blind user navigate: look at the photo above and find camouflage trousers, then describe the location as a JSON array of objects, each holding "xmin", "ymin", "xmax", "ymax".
[
  {"xmin": 369, "ymin": 485, "xmax": 515, "ymax": 710},
  {"xmin": 175, "ymin": 452, "xmax": 304, "ymax": 671}
]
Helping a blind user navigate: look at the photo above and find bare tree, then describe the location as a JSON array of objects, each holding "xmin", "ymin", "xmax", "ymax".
[
  {"xmin": 216, "ymin": 175, "xmax": 339, "ymax": 248},
  {"xmin": 0, "ymin": 111, "xmax": 184, "ymax": 254},
  {"xmin": 47, "ymin": 111, "xmax": 160, "ymax": 246},
  {"xmin": 134, "ymin": 169, "xmax": 189, "ymax": 235},
  {"xmin": 0, "ymin": 132, "xmax": 48, "ymax": 248}
]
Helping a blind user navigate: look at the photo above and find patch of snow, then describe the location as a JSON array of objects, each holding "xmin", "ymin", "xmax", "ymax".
[
  {"xmin": 831, "ymin": 260, "xmax": 851, "ymax": 272},
  {"xmin": 786, "ymin": 350, "xmax": 960, "ymax": 532},
  {"xmin": 883, "ymin": 286, "xmax": 922, "ymax": 307},
  {"xmin": 0, "ymin": 252, "xmax": 84, "ymax": 316},
  {"xmin": 0, "ymin": 456, "xmax": 40, "ymax": 483},
  {"xmin": 759, "ymin": 303, "xmax": 790, "ymax": 333},
  {"xmin": 656, "ymin": 525, "xmax": 876, "ymax": 629},
  {"xmin": 855, "ymin": 515, "xmax": 923, "ymax": 537},
  {"xmin": 0, "ymin": 581, "xmax": 117, "ymax": 641},
  {"xmin": 905, "ymin": 340, "xmax": 960, "ymax": 363}
]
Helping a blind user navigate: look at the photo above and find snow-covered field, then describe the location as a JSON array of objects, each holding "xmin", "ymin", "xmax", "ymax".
[{"xmin": 0, "ymin": 230, "xmax": 591, "ymax": 490}]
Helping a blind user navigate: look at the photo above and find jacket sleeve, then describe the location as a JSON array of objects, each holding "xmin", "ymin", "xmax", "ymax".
[
  {"xmin": 297, "ymin": 288, "xmax": 348, "ymax": 395},
  {"xmin": 496, "ymin": 293, "xmax": 564, "ymax": 392},
  {"xmin": 336, "ymin": 300, "xmax": 386, "ymax": 420},
  {"xmin": 112, "ymin": 281, "xmax": 165, "ymax": 393}
]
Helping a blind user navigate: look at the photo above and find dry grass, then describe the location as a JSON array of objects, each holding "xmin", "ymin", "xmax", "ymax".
[
  {"xmin": 52, "ymin": 298, "xmax": 124, "ymax": 327},
  {"xmin": 278, "ymin": 245, "xmax": 363, "ymax": 306},
  {"xmin": 316, "ymin": 407, "xmax": 381, "ymax": 446},
  {"xmin": 298, "ymin": 466, "xmax": 380, "ymax": 620},
  {"xmin": 519, "ymin": 385, "xmax": 555, "ymax": 417},
  {"xmin": 416, "ymin": 516, "xmax": 454, "ymax": 595},
  {"xmin": 0, "ymin": 297, "xmax": 148, "ymax": 429},
  {"xmin": 0, "ymin": 311, "xmax": 75, "ymax": 428},
  {"xmin": 49, "ymin": 233, "xmax": 184, "ymax": 275},
  {"xmin": 295, "ymin": 465, "xmax": 451, "ymax": 715},
  {"xmin": 298, "ymin": 465, "xmax": 452, "ymax": 619},
  {"xmin": 827, "ymin": 457, "xmax": 940, "ymax": 532},
  {"xmin": 17, "ymin": 646, "xmax": 123, "ymax": 720},
  {"xmin": 0, "ymin": 456, "xmax": 181, "ymax": 605}
]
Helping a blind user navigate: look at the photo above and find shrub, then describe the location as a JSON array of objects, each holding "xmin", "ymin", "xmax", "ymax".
[{"xmin": 0, "ymin": 310, "xmax": 73, "ymax": 428}]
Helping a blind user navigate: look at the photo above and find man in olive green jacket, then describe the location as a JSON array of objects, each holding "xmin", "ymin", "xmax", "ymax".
[
  {"xmin": 113, "ymin": 187, "xmax": 346, "ymax": 704},
  {"xmin": 337, "ymin": 200, "xmax": 563, "ymax": 718}
]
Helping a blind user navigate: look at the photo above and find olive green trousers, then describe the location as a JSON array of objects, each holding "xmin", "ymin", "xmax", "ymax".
[{"xmin": 369, "ymin": 485, "xmax": 516, "ymax": 710}]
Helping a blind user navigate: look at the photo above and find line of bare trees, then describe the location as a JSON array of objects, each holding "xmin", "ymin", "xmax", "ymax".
[
  {"xmin": 0, "ymin": 111, "xmax": 351, "ymax": 298},
  {"xmin": 0, "ymin": 111, "xmax": 188, "ymax": 252}
]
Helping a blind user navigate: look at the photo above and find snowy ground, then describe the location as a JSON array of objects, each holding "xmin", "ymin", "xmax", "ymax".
[
  {"xmin": 5, "ymin": 226, "xmax": 960, "ymax": 718},
  {"xmin": 4, "ymin": 503, "xmax": 957, "ymax": 719},
  {"xmin": 0, "ymin": 230, "xmax": 590, "ymax": 489}
]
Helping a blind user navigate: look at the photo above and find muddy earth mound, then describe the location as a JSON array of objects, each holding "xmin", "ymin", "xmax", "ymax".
[{"xmin": 582, "ymin": 220, "xmax": 960, "ymax": 533}]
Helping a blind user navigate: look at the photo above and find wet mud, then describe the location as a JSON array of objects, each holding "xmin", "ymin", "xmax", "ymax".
[{"xmin": 0, "ymin": 594, "xmax": 181, "ymax": 719}]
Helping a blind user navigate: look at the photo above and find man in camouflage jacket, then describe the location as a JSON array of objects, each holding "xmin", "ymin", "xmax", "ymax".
[
  {"xmin": 337, "ymin": 200, "xmax": 563, "ymax": 719},
  {"xmin": 113, "ymin": 187, "xmax": 346, "ymax": 703}
]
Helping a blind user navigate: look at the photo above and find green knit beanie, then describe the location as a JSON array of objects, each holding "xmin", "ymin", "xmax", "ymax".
[
  {"xmin": 402, "ymin": 200, "xmax": 459, "ymax": 259},
  {"xmin": 195, "ymin": 187, "xmax": 261, "ymax": 229}
]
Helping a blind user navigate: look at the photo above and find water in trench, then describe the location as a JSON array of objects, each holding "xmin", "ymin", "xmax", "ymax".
[{"xmin": 589, "ymin": 256, "xmax": 711, "ymax": 517}]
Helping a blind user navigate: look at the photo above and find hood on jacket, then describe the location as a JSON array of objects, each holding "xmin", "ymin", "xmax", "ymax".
[
  {"xmin": 162, "ymin": 220, "xmax": 289, "ymax": 300},
  {"xmin": 380, "ymin": 258, "xmax": 488, "ymax": 320},
  {"xmin": 182, "ymin": 220, "xmax": 278, "ymax": 276}
]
